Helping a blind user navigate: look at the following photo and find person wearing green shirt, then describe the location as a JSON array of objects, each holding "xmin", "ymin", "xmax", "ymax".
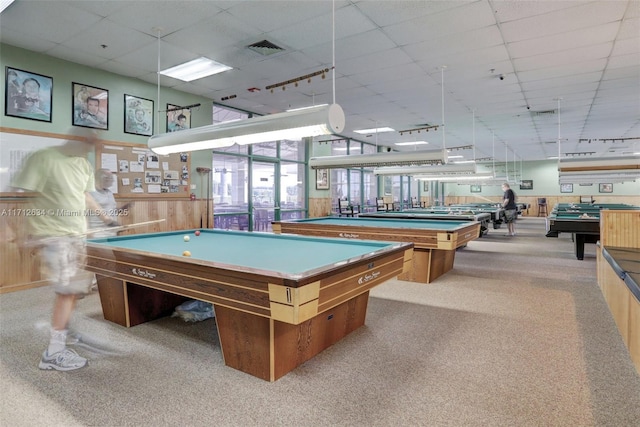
[{"xmin": 11, "ymin": 127, "xmax": 116, "ymax": 371}]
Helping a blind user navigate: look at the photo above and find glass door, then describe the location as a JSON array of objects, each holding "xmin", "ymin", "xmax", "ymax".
[{"xmin": 252, "ymin": 160, "xmax": 279, "ymax": 232}]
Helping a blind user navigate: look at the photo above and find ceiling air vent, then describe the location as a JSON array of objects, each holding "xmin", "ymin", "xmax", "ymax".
[{"xmin": 247, "ymin": 40, "xmax": 285, "ymax": 56}]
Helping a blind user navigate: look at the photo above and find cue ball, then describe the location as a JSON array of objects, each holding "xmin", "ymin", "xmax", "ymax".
[
  {"xmin": 195, "ymin": 231, "xmax": 201, "ymax": 236},
  {"xmin": 183, "ymin": 250, "xmax": 191, "ymax": 257},
  {"xmin": 184, "ymin": 235, "xmax": 190, "ymax": 242}
]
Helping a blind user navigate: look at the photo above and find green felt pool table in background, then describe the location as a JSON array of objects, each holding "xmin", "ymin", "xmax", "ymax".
[{"xmin": 272, "ymin": 216, "xmax": 481, "ymax": 284}]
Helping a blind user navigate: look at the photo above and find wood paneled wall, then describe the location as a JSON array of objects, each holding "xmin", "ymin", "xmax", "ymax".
[
  {"xmin": 308, "ymin": 197, "xmax": 332, "ymax": 218},
  {"xmin": 597, "ymin": 209, "xmax": 640, "ymax": 374},
  {"xmin": 446, "ymin": 195, "xmax": 640, "ymax": 216},
  {"xmin": 0, "ymin": 198, "xmax": 211, "ymax": 293}
]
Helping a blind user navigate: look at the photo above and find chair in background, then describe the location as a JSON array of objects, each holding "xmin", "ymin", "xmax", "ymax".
[
  {"xmin": 254, "ymin": 208, "xmax": 270, "ymax": 231},
  {"xmin": 411, "ymin": 197, "xmax": 422, "ymax": 208},
  {"xmin": 537, "ymin": 198, "xmax": 548, "ymax": 217},
  {"xmin": 375, "ymin": 197, "xmax": 387, "ymax": 212},
  {"xmin": 338, "ymin": 199, "xmax": 360, "ymax": 217}
]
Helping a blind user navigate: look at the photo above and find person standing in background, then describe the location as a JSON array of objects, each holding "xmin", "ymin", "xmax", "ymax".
[
  {"xmin": 502, "ymin": 182, "xmax": 517, "ymax": 236},
  {"xmin": 88, "ymin": 168, "xmax": 125, "ymax": 238},
  {"xmin": 11, "ymin": 128, "xmax": 116, "ymax": 371}
]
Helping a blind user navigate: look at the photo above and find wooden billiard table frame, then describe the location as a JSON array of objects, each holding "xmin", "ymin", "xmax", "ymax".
[
  {"xmin": 85, "ymin": 233, "xmax": 413, "ymax": 381},
  {"xmin": 272, "ymin": 218, "xmax": 480, "ymax": 283}
]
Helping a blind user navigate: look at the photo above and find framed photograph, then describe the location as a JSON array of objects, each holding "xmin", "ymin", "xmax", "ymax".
[
  {"xmin": 5, "ymin": 67, "xmax": 53, "ymax": 122},
  {"xmin": 560, "ymin": 183, "xmax": 573, "ymax": 193},
  {"xmin": 470, "ymin": 184, "xmax": 481, "ymax": 193},
  {"xmin": 422, "ymin": 181, "xmax": 429, "ymax": 192},
  {"xmin": 520, "ymin": 180, "xmax": 533, "ymax": 190},
  {"xmin": 72, "ymin": 82, "xmax": 108, "ymax": 129},
  {"xmin": 316, "ymin": 168, "xmax": 329, "ymax": 190},
  {"xmin": 599, "ymin": 183, "xmax": 613, "ymax": 193},
  {"xmin": 166, "ymin": 104, "xmax": 191, "ymax": 132},
  {"xmin": 125, "ymin": 94, "xmax": 154, "ymax": 136}
]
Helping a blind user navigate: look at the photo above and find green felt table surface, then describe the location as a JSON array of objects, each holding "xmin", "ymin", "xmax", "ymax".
[
  {"xmin": 549, "ymin": 212, "xmax": 600, "ymax": 219},
  {"xmin": 284, "ymin": 216, "xmax": 474, "ymax": 230},
  {"xmin": 88, "ymin": 229, "xmax": 402, "ymax": 275}
]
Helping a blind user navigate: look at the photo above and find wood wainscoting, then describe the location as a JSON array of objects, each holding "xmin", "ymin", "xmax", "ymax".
[
  {"xmin": 0, "ymin": 198, "xmax": 211, "ymax": 293},
  {"xmin": 597, "ymin": 209, "xmax": 640, "ymax": 374}
]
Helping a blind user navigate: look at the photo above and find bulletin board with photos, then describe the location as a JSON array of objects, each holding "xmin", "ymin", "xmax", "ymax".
[{"xmin": 96, "ymin": 141, "xmax": 190, "ymax": 198}]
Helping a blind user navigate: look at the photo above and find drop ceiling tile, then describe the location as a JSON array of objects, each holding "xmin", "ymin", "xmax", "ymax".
[
  {"xmin": 383, "ymin": 1, "xmax": 496, "ymax": 46},
  {"xmin": 267, "ymin": 4, "xmax": 376, "ymax": 51},
  {"xmin": 607, "ymin": 52, "xmax": 640, "ymax": 69},
  {"xmin": 508, "ymin": 23, "xmax": 620, "ymax": 58},
  {"xmin": 162, "ymin": 12, "xmax": 255, "ymax": 51},
  {"xmin": 354, "ymin": 0, "xmax": 471, "ymax": 27},
  {"xmin": 493, "ymin": 1, "xmax": 584, "ymax": 23},
  {"xmin": 514, "ymin": 43, "xmax": 614, "ymax": 72},
  {"xmin": 339, "ymin": 47, "xmax": 414, "ymax": 76},
  {"xmin": 101, "ymin": 1, "xmax": 224, "ymax": 37},
  {"xmin": 61, "ymin": 19, "xmax": 156, "ymax": 61},
  {"xmin": 500, "ymin": 2, "xmax": 628, "ymax": 43},
  {"xmin": 224, "ymin": 0, "xmax": 336, "ymax": 33},
  {"xmin": 0, "ymin": 1, "xmax": 102, "ymax": 44},
  {"xmin": 402, "ymin": 25, "xmax": 504, "ymax": 59},
  {"xmin": 518, "ymin": 59, "xmax": 608, "ymax": 81}
]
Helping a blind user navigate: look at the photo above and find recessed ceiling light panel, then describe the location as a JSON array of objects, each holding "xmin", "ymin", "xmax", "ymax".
[{"xmin": 159, "ymin": 57, "xmax": 232, "ymax": 82}]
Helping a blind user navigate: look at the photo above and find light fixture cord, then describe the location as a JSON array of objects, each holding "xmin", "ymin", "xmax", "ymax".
[
  {"xmin": 156, "ymin": 30, "xmax": 161, "ymax": 135},
  {"xmin": 492, "ymin": 132, "xmax": 496, "ymax": 177},
  {"xmin": 441, "ymin": 66, "xmax": 446, "ymax": 155},
  {"xmin": 557, "ymin": 97, "xmax": 562, "ymax": 165},
  {"xmin": 472, "ymin": 109, "xmax": 476, "ymax": 161},
  {"xmin": 332, "ymin": 0, "xmax": 336, "ymax": 105}
]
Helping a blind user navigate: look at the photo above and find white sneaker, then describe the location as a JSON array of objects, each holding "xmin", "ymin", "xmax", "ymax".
[{"xmin": 39, "ymin": 348, "xmax": 87, "ymax": 371}]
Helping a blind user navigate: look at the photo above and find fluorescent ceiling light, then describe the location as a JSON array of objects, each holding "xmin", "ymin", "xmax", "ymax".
[
  {"xmin": 558, "ymin": 174, "xmax": 639, "ymax": 185},
  {"xmin": 0, "ymin": 0, "xmax": 15, "ymax": 14},
  {"xmin": 149, "ymin": 104, "xmax": 344, "ymax": 155},
  {"xmin": 558, "ymin": 155, "xmax": 640, "ymax": 172},
  {"xmin": 395, "ymin": 141, "xmax": 428, "ymax": 146},
  {"xmin": 415, "ymin": 173, "xmax": 495, "ymax": 182},
  {"xmin": 450, "ymin": 160, "xmax": 476, "ymax": 164},
  {"xmin": 373, "ymin": 163, "xmax": 477, "ymax": 176},
  {"xmin": 447, "ymin": 155, "xmax": 463, "ymax": 159},
  {"xmin": 558, "ymin": 169, "xmax": 640, "ymax": 184},
  {"xmin": 333, "ymin": 146, "xmax": 362, "ymax": 152},
  {"xmin": 353, "ymin": 127, "xmax": 395, "ymax": 134},
  {"xmin": 287, "ymin": 104, "xmax": 328, "ymax": 112},
  {"xmin": 309, "ymin": 149, "xmax": 446, "ymax": 169},
  {"xmin": 159, "ymin": 57, "xmax": 232, "ymax": 82}
]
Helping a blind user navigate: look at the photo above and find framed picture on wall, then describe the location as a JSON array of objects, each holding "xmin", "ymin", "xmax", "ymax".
[
  {"xmin": 470, "ymin": 184, "xmax": 481, "ymax": 193},
  {"xmin": 124, "ymin": 94, "xmax": 153, "ymax": 136},
  {"xmin": 166, "ymin": 104, "xmax": 191, "ymax": 132},
  {"xmin": 520, "ymin": 180, "xmax": 533, "ymax": 190},
  {"xmin": 316, "ymin": 168, "xmax": 329, "ymax": 190},
  {"xmin": 599, "ymin": 183, "xmax": 613, "ymax": 193},
  {"xmin": 422, "ymin": 181, "xmax": 429, "ymax": 192},
  {"xmin": 5, "ymin": 67, "xmax": 53, "ymax": 122},
  {"xmin": 72, "ymin": 82, "xmax": 108, "ymax": 129},
  {"xmin": 560, "ymin": 183, "xmax": 573, "ymax": 193}
]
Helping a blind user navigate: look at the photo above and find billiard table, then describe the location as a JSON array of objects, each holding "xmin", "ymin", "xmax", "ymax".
[
  {"xmin": 85, "ymin": 229, "xmax": 413, "ymax": 381},
  {"xmin": 545, "ymin": 212, "xmax": 600, "ymax": 260},
  {"xmin": 272, "ymin": 216, "xmax": 480, "ymax": 284},
  {"xmin": 419, "ymin": 205, "xmax": 506, "ymax": 229},
  {"xmin": 358, "ymin": 210, "xmax": 491, "ymax": 237},
  {"xmin": 547, "ymin": 205, "xmax": 640, "ymax": 260}
]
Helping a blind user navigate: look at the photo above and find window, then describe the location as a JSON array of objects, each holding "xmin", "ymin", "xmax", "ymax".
[{"xmin": 211, "ymin": 104, "xmax": 307, "ymax": 229}]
